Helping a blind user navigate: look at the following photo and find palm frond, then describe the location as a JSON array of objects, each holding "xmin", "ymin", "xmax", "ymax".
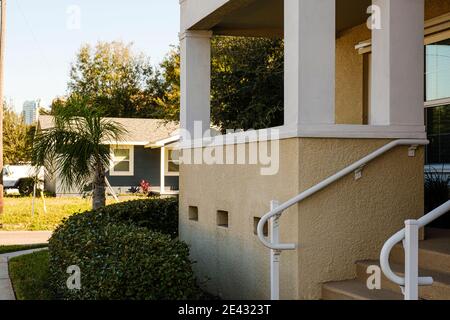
[{"xmin": 32, "ymin": 97, "xmax": 127, "ymax": 192}]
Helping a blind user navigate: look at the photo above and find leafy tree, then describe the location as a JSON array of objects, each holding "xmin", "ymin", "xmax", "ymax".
[
  {"xmin": 38, "ymin": 107, "xmax": 52, "ymax": 116},
  {"xmin": 60, "ymin": 38, "xmax": 284, "ymax": 129},
  {"xmin": 2, "ymin": 103, "xmax": 34, "ymax": 165},
  {"xmin": 152, "ymin": 47, "xmax": 181, "ymax": 121},
  {"xmin": 211, "ymin": 37, "xmax": 284, "ymax": 131},
  {"xmin": 66, "ymin": 41, "xmax": 167, "ymax": 119},
  {"xmin": 157, "ymin": 37, "xmax": 284, "ymax": 131},
  {"xmin": 32, "ymin": 97, "xmax": 126, "ymax": 209}
]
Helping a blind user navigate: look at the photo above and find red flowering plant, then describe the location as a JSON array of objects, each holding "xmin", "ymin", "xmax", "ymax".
[{"xmin": 140, "ymin": 180, "xmax": 151, "ymax": 194}]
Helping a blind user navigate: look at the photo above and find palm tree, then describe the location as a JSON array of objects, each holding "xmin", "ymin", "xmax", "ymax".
[{"xmin": 32, "ymin": 97, "xmax": 126, "ymax": 209}]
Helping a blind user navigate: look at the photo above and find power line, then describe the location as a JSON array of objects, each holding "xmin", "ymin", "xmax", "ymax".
[{"xmin": 15, "ymin": 0, "xmax": 52, "ymax": 73}]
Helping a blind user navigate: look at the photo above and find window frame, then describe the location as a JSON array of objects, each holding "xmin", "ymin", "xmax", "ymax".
[
  {"xmin": 424, "ymin": 35, "xmax": 450, "ymax": 165},
  {"xmin": 425, "ymin": 97, "xmax": 450, "ymax": 108},
  {"xmin": 165, "ymin": 148, "xmax": 180, "ymax": 177},
  {"xmin": 424, "ymin": 103, "xmax": 450, "ymax": 165},
  {"xmin": 425, "ymin": 37, "xmax": 450, "ymax": 104},
  {"xmin": 110, "ymin": 145, "xmax": 134, "ymax": 177}
]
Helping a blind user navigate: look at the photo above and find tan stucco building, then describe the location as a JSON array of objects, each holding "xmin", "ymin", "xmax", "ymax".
[{"xmin": 178, "ymin": 0, "xmax": 450, "ymax": 300}]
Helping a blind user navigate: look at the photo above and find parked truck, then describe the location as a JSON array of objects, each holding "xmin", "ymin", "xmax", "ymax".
[{"xmin": 3, "ymin": 165, "xmax": 44, "ymax": 195}]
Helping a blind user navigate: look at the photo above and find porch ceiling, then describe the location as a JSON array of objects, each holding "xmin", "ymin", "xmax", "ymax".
[{"xmin": 189, "ymin": 0, "xmax": 372, "ymax": 37}]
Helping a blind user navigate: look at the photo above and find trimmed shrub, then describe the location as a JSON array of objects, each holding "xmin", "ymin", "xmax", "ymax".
[
  {"xmin": 103, "ymin": 198, "xmax": 179, "ymax": 238},
  {"xmin": 49, "ymin": 198, "xmax": 201, "ymax": 300},
  {"xmin": 60, "ymin": 198, "xmax": 179, "ymax": 238}
]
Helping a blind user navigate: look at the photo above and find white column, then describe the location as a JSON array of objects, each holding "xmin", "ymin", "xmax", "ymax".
[
  {"xmin": 180, "ymin": 30, "xmax": 212, "ymax": 139},
  {"xmin": 370, "ymin": 0, "xmax": 424, "ymax": 126},
  {"xmin": 284, "ymin": 0, "xmax": 336, "ymax": 127},
  {"xmin": 160, "ymin": 146, "xmax": 166, "ymax": 194},
  {"xmin": 404, "ymin": 220, "xmax": 419, "ymax": 300}
]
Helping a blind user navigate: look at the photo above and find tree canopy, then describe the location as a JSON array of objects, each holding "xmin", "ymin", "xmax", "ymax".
[
  {"xmin": 211, "ymin": 36, "xmax": 284, "ymax": 131},
  {"xmin": 62, "ymin": 41, "xmax": 168, "ymax": 119},
  {"xmin": 2, "ymin": 103, "xmax": 35, "ymax": 165},
  {"xmin": 156, "ymin": 37, "xmax": 284, "ymax": 131},
  {"xmin": 57, "ymin": 38, "xmax": 284, "ymax": 130},
  {"xmin": 152, "ymin": 47, "xmax": 181, "ymax": 121}
]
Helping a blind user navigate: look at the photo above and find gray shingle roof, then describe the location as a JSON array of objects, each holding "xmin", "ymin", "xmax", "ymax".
[{"xmin": 38, "ymin": 115, "xmax": 179, "ymax": 145}]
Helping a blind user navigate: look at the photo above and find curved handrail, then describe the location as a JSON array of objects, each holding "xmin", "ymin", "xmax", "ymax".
[
  {"xmin": 257, "ymin": 139, "xmax": 429, "ymax": 250},
  {"xmin": 380, "ymin": 200, "xmax": 450, "ymax": 286}
]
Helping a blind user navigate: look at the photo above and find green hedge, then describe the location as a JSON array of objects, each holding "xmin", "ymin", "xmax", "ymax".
[
  {"xmin": 49, "ymin": 198, "xmax": 201, "ymax": 300},
  {"xmin": 57, "ymin": 198, "xmax": 179, "ymax": 238}
]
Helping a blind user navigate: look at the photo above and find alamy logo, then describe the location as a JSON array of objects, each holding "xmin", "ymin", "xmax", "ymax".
[
  {"xmin": 366, "ymin": 265, "xmax": 382, "ymax": 290},
  {"xmin": 66, "ymin": 265, "xmax": 81, "ymax": 290},
  {"xmin": 367, "ymin": 5, "xmax": 382, "ymax": 30},
  {"xmin": 66, "ymin": 5, "xmax": 82, "ymax": 30},
  {"xmin": 180, "ymin": 121, "xmax": 280, "ymax": 176}
]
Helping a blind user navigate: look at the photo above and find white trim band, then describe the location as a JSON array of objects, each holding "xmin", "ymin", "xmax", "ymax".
[{"xmin": 180, "ymin": 125, "xmax": 427, "ymax": 149}]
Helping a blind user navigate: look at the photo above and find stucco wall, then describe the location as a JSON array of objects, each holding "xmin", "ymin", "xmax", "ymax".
[
  {"xmin": 295, "ymin": 138, "xmax": 424, "ymax": 299},
  {"xmin": 180, "ymin": 138, "xmax": 424, "ymax": 299},
  {"xmin": 335, "ymin": 0, "xmax": 449, "ymax": 125},
  {"xmin": 336, "ymin": 25, "xmax": 370, "ymax": 125},
  {"xmin": 425, "ymin": 0, "xmax": 450, "ymax": 20},
  {"xmin": 180, "ymin": 139, "xmax": 300, "ymax": 300}
]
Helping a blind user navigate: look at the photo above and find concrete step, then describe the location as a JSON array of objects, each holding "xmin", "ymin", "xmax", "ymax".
[
  {"xmin": 322, "ymin": 279, "xmax": 403, "ymax": 300},
  {"xmin": 322, "ymin": 228, "xmax": 450, "ymax": 300},
  {"xmin": 391, "ymin": 228, "xmax": 450, "ymax": 274},
  {"xmin": 356, "ymin": 260, "xmax": 450, "ymax": 300}
]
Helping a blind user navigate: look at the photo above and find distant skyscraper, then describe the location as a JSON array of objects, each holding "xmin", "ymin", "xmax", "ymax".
[{"xmin": 22, "ymin": 100, "xmax": 39, "ymax": 125}]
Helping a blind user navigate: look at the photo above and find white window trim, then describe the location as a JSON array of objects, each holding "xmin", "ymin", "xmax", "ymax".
[
  {"xmin": 363, "ymin": 36, "xmax": 450, "ymax": 109},
  {"xmin": 425, "ymin": 38, "xmax": 450, "ymax": 104},
  {"xmin": 425, "ymin": 97, "xmax": 450, "ymax": 108},
  {"xmin": 165, "ymin": 148, "xmax": 180, "ymax": 177},
  {"xmin": 110, "ymin": 145, "xmax": 134, "ymax": 177}
]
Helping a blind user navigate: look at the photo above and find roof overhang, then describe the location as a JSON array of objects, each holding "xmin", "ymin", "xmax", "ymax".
[
  {"xmin": 182, "ymin": 0, "xmax": 373, "ymax": 37},
  {"xmin": 102, "ymin": 141, "xmax": 149, "ymax": 146},
  {"xmin": 145, "ymin": 135, "xmax": 181, "ymax": 149}
]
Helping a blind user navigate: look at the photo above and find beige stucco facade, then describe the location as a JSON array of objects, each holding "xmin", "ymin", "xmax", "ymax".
[
  {"xmin": 179, "ymin": 0, "xmax": 448, "ymax": 300},
  {"xmin": 180, "ymin": 139, "xmax": 300, "ymax": 299},
  {"xmin": 180, "ymin": 139, "xmax": 424, "ymax": 299},
  {"xmin": 336, "ymin": 24, "xmax": 370, "ymax": 125}
]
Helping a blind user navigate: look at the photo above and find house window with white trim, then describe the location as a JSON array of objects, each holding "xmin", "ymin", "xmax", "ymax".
[
  {"xmin": 165, "ymin": 148, "xmax": 180, "ymax": 176},
  {"xmin": 425, "ymin": 38, "xmax": 450, "ymax": 165},
  {"xmin": 110, "ymin": 145, "xmax": 134, "ymax": 176}
]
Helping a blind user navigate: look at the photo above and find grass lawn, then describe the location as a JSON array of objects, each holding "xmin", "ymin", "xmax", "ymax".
[
  {"xmin": 8, "ymin": 250, "xmax": 54, "ymax": 300},
  {"xmin": 0, "ymin": 244, "xmax": 48, "ymax": 255},
  {"xmin": 1, "ymin": 196, "xmax": 143, "ymax": 231}
]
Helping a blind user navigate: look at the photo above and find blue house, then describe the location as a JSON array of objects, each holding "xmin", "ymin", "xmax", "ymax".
[{"xmin": 38, "ymin": 116, "xmax": 180, "ymax": 197}]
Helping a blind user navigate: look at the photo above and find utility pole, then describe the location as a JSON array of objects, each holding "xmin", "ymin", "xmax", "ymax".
[{"xmin": 0, "ymin": 0, "xmax": 6, "ymax": 228}]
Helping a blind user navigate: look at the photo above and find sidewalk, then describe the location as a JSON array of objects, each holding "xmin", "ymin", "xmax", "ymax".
[
  {"xmin": 0, "ymin": 248, "xmax": 48, "ymax": 300},
  {"xmin": 0, "ymin": 231, "xmax": 52, "ymax": 246}
]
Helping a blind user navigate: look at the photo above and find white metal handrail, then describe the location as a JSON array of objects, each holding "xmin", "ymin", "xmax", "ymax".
[
  {"xmin": 257, "ymin": 139, "xmax": 428, "ymax": 250},
  {"xmin": 380, "ymin": 200, "xmax": 450, "ymax": 300},
  {"xmin": 256, "ymin": 139, "xmax": 429, "ymax": 300}
]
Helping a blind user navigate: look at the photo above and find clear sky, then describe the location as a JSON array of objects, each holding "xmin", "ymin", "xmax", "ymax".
[{"xmin": 4, "ymin": 0, "xmax": 180, "ymax": 112}]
